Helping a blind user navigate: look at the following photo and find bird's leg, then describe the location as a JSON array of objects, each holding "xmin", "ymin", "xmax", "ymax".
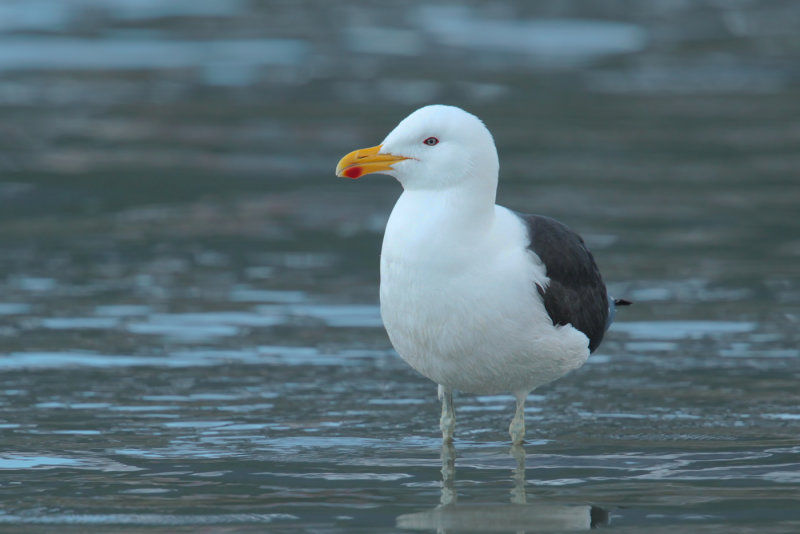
[
  {"xmin": 440, "ymin": 440, "xmax": 457, "ymax": 506},
  {"xmin": 438, "ymin": 385, "xmax": 455, "ymax": 443},
  {"xmin": 509, "ymin": 392, "xmax": 526, "ymax": 445},
  {"xmin": 509, "ymin": 442, "xmax": 526, "ymax": 504}
]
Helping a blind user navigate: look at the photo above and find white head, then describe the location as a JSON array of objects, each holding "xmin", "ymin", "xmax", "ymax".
[{"xmin": 336, "ymin": 105, "xmax": 499, "ymax": 193}]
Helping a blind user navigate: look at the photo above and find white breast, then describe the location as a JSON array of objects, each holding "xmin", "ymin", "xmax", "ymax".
[{"xmin": 379, "ymin": 192, "xmax": 591, "ymax": 395}]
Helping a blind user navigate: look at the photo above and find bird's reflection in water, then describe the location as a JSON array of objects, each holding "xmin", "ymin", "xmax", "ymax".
[
  {"xmin": 397, "ymin": 443, "xmax": 608, "ymax": 533},
  {"xmin": 440, "ymin": 441, "xmax": 457, "ymax": 507}
]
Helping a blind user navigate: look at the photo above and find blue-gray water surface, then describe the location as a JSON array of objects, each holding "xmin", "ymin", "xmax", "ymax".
[{"xmin": 1, "ymin": 1, "xmax": 799, "ymax": 532}]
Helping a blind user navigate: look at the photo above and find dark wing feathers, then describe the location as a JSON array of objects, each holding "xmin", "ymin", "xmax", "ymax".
[{"xmin": 520, "ymin": 214, "xmax": 609, "ymax": 353}]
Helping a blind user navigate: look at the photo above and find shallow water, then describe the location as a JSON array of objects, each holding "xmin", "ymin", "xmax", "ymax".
[{"xmin": 1, "ymin": 1, "xmax": 799, "ymax": 532}]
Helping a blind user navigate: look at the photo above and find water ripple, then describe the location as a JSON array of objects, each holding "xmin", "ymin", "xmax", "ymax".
[
  {"xmin": 614, "ymin": 320, "xmax": 758, "ymax": 340},
  {"xmin": 0, "ymin": 513, "xmax": 298, "ymax": 526},
  {"xmin": 0, "ymin": 454, "xmax": 140, "ymax": 472}
]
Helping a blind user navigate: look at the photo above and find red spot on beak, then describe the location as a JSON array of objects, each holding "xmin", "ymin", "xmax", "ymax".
[{"xmin": 343, "ymin": 166, "xmax": 363, "ymax": 179}]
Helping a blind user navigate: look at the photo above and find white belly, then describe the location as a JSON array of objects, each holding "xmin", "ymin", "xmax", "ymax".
[{"xmin": 379, "ymin": 201, "xmax": 590, "ymax": 395}]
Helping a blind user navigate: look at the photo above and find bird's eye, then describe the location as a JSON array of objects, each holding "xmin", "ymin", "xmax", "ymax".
[{"xmin": 423, "ymin": 136, "xmax": 439, "ymax": 146}]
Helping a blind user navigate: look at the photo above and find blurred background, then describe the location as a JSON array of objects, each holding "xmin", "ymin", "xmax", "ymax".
[{"xmin": 0, "ymin": 1, "xmax": 799, "ymax": 532}]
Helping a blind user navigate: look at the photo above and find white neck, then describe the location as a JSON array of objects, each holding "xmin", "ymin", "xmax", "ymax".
[{"xmin": 382, "ymin": 182, "xmax": 497, "ymax": 268}]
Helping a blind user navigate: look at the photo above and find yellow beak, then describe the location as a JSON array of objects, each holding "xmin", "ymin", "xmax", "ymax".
[{"xmin": 335, "ymin": 144, "xmax": 408, "ymax": 179}]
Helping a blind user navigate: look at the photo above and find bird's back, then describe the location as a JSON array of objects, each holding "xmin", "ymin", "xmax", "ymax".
[{"xmin": 518, "ymin": 214, "xmax": 609, "ymax": 352}]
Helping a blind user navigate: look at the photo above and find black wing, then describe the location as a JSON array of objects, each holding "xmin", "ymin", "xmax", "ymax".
[{"xmin": 520, "ymin": 214, "xmax": 609, "ymax": 353}]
